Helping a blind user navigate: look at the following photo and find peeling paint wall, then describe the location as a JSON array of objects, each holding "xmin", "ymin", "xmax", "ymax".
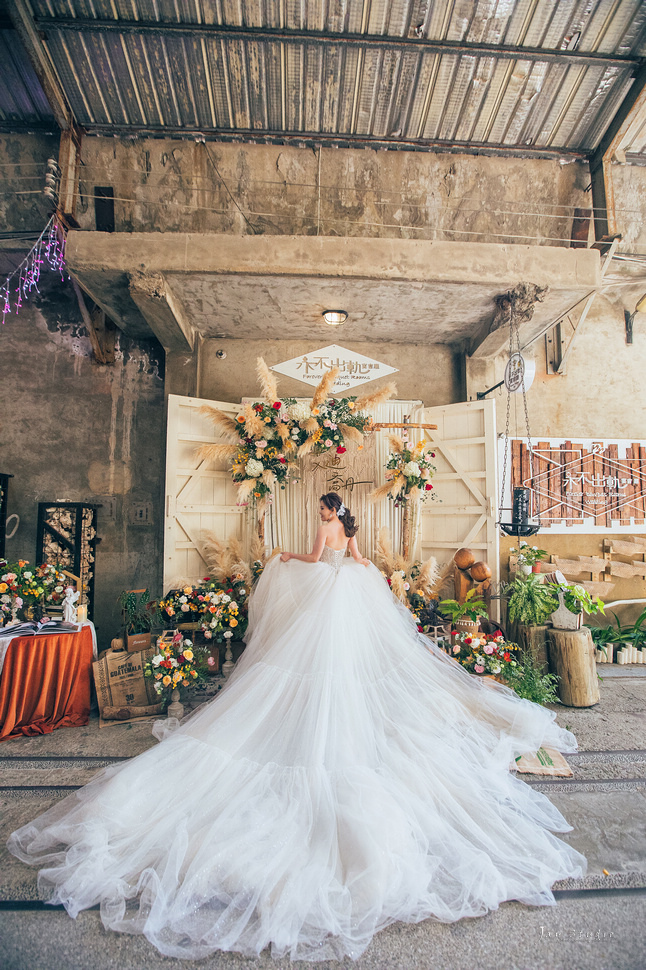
[
  {"xmin": 74, "ymin": 137, "xmax": 591, "ymax": 246},
  {"xmin": 0, "ymin": 273, "xmax": 165, "ymax": 650}
]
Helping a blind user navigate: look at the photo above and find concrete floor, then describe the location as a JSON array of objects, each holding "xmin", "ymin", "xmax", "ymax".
[{"xmin": 1, "ymin": 674, "xmax": 645, "ymax": 970}]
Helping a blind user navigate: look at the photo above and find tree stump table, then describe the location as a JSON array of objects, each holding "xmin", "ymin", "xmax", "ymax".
[
  {"xmin": 508, "ymin": 623, "xmax": 550, "ymax": 672},
  {"xmin": 547, "ymin": 626, "xmax": 600, "ymax": 707}
]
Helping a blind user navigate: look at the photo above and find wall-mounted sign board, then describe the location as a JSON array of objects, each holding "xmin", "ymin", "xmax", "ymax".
[
  {"xmin": 502, "ymin": 438, "xmax": 646, "ymax": 534},
  {"xmin": 271, "ymin": 345, "xmax": 398, "ymax": 391}
]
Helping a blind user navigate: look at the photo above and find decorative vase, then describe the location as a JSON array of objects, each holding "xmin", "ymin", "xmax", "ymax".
[
  {"xmin": 167, "ymin": 687, "xmax": 184, "ymax": 719},
  {"xmin": 454, "ymin": 618, "xmax": 480, "ymax": 637}
]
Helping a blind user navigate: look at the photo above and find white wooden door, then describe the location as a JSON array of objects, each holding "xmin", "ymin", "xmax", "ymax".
[
  {"xmin": 417, "ymin": 399, "xmax": 499, "ymax": 598},
  {"xmin": 164, "ymin": 394, "xmax": 247, "ymax": 593}
]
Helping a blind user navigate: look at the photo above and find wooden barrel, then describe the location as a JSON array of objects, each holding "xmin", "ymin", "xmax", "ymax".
[{"xmin": 547, "ymin": 626, "xmax": 600, "ymax": 707}]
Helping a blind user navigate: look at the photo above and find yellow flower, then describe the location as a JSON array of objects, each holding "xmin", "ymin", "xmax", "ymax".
[
  {"xmin": 312, "ymin": 407, "xmax": 320, "ymax": 415},
  {"xmin": 264, "ymin": 416, "xmax": 272, "ymax": 423},
  {"xmin": 348, "ymin": 402, "xmax": 355, "ymax": 409},
  {"xmin": 183, "ymin": 648, "xmax": 194, "ymax": 661},
  {"xmin": 229, "ymin": 617, "xmax": 238, "ymax": 627},
  {"xmin": 173, "ymin": 671, "xmax": 182, "ymax": 682},
  {"xmin": 183, "ymin": 586, "xmax": 193, "ymax": 595},
  {"xmin": 0, "ymin": 583, "xmax": 6, "ymax": 593},
  {"xmin": 162, "ymin": 675, "xmax": 172, "ymax": 686}
]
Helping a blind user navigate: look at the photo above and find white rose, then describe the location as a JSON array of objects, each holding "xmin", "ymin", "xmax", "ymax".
[
  {"xmin": 180, "ymin": 603, "xmax": 189, "ymax": 612},
  {"xmin": 222, "ymin": 595, "xmax": 231, "ymax": 603},
  {"xmin": 179, "ymin": 595, "xmax": 187, "ymax": 604},
  {"xmin": 245, "ymin": 458, "xmax": 264, "ymax": 477},
  {"xmin": 224, "ymin": 630, "xmax": 233, "ymax": 639},
  {"xmin": 287, "ymin": 402, "xmax": 311, "ymax": 422},
  {"xmin": 23, "ymin": 571, "xmax": 33, "ymax": 579},
  {"xmin": 403, "ymin": 461, "xmax": 420, "ymax": 477},
  {"xmin": 152, "ymin": 655, "xmax": 162, "ymax": 667}
]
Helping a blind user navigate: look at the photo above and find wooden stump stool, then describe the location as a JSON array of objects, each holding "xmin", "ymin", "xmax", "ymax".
[
  {"xmin": 509, "ymin": 623, "xmax": 550, "ymax": 672},
  {"xmin": 547, "ymin": 626, "xmax": 600, "ymax": 707}
]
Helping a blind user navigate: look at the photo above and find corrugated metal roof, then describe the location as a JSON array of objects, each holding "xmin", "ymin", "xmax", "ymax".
[
  {"xmin": 0, "ymin": 28, "xmax": 56, "ymax": 131},
  {"xmin": 7, "ymin": 0, "xmax": 646, "ymax": 157}
]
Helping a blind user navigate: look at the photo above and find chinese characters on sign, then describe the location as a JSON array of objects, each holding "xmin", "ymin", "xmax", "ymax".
[
  {"xmin": 271, "ymin": 344, "xmax": 398, "ymax": 390},
  {"xmin": 311, "ymin": 454, "xmax": 373, "ymax": 494},
  {"xmin": 508, "ymin": 438, "xmax": 646, "ymax": 531}
]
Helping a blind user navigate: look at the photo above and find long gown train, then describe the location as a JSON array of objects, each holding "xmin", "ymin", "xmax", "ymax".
[{"xmin": 7, "ymin": 548, "xmax": 587, "ymax": 961}]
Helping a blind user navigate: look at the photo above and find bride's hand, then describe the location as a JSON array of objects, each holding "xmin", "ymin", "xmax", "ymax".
[
  {"xmin": 361, "ymin": 557, "xmax": 370, "ymax": 567},
  {"xmin": 280, "ymin": 552, "xmax": 291, "ymax": 562}
]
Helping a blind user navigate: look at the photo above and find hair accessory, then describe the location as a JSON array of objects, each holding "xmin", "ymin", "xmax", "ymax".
[{"xmin": 337, "ymin": 502, "xmax": 346, "ymax": 517}]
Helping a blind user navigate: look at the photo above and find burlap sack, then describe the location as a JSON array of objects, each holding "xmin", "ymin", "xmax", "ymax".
[{"xmin": 93, "ymin": 646, "xmax": 163, "ymax": 721}]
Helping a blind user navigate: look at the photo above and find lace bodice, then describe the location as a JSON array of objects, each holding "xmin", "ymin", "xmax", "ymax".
[{"xmin": 320, "ymin": 545, "xmax": 348, "ymax": 573}]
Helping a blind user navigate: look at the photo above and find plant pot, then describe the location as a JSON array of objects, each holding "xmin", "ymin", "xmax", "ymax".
[
  {"xmin": 519, "ymin": 564, "xmax": 532, "ymax": 576},
  {"xmin": 532, "ymin": 564, "xmax": 542, "ymax": 574},
  {"xmin": 550, "ymin": 592, "xmax": 582, "ymax": 631},
  {"xmin": 127, "ymin": 631, "xmax": 151, "ymax": 652},
  {"xmin": 454, "ymin": 618, "xmax": 480, "ymax": 636}
]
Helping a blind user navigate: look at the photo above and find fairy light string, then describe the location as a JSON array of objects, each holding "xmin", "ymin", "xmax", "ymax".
[{"xmin": 1, "ymin": 217, "xmax": 67, "ymax": 326}]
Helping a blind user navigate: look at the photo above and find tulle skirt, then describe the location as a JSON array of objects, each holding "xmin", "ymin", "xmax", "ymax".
[{"xmin": 7, "ymin": 555, "xmax": 587, "ymax": 961}]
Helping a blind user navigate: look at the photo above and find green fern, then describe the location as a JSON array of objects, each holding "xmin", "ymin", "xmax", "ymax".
[{"xmin": 504, "ymin": 576, "xmax": 558, "ymax": 626}]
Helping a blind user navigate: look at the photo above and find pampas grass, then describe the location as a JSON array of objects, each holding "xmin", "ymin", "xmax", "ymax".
[
  {"xmin": 354, "ymin": 382, "xmax": 397, "ymax": 412},
  {"xmin": 302, "ymin": 417, "xmax": 319, "ymax": 434},
  {"xmin": 276, "ymin": 423, "xmax": 291, "ymax": 442},
  {"xmin": 196, "ymin": 443, "xmax": 238, "ymax": 463},
  {"xmin": 390, "ymin": 572, "xmax": 407, "ymax": 604},
  {"xmin": 256, "ymin": 357, "xmax": 279, "ymax": 402},
  {"xmin": 338, "ymin": 423, "xmax": 364, "ymax": 445},
  {"xmin": 261, "ymin": 469, "xmax": 276, "ymax": 488},
  {"xmin": 297, "ymin": 437, "xmax": 317, "ymax": 458},
  {"xmin": 243, "ymin": 403, "xmax": 266, "ymax": 438},
  {"xmin": 198, "ymin": 406, "xmax": 240, "ymax": 441},
  {"xmin": 235, "ymin": 479, "xmax": 257, "ymax": 504},
  {"xmin": 311, "ymin": 365, "xmax": 339, "ymax": 407},
  {"xmin": 388, "ymin": 434, "xmax": 405, "ymax": 454},
  {"xmin": 370, "ymin": 481, "xmax": 395, "ymax": 503}
]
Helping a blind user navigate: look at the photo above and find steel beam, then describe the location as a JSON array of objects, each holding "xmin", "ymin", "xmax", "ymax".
[{"xmin": 32, "ymin": 17, "xmax": 644, "ymax": 70}]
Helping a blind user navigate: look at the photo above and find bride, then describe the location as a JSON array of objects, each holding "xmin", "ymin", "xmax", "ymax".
[{"xmin": 7, "ymin": 492, "xmax": 587, "ymax": 962}]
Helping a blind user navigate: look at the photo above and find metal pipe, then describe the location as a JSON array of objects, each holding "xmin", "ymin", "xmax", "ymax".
[{"xmin": 32, "ymin": 18, "xmax": 644, "ymax": 69}]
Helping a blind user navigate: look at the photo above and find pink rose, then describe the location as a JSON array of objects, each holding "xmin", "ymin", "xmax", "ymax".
[
  {"xmin": 484, "ymin": 644, "xmax": 494, "ymax": 655},
  {"xmin": 474, "ymin": 664, "xmax": 485, "ymax": 673},
  {"xmin": 452, "ymin": 645, "xmax": 460, "ymax": 654},
  {"xmin": 207, "ymin": 655, "xmax": 215, "ymax": 665},
  {"xmin": 325, "ymin": 439, "xmax": 333, "ymax": 447}
]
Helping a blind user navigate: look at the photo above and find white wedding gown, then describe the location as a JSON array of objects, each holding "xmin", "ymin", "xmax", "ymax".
[{"xmin": 8, "ymin": 547, "xmax": 587, "ymax": 962}]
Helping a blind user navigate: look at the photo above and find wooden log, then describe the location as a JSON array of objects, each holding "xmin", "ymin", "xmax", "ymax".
[
  {"xmin": 547, "ymin": 627, "xmax": 600, "ymax": 707},
  {"xmin": 508, "ymin": 622, "xmax": 550, "ymax": 672}
]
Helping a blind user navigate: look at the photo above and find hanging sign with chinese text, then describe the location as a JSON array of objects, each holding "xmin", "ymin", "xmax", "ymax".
[
  {"xmin": 271, "ymin": 344, "xmax": 398, "ymax": 391},
  {"xmin": 504, "ymin": 437, "xmax": 646, "ymax": 533}
]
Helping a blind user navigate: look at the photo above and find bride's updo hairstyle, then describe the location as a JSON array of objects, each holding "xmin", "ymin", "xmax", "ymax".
[{"xmin": 320, "ymin": 492, "xmax": 359, "ymax": 538}]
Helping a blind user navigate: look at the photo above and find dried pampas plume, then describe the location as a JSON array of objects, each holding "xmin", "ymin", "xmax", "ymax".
[
  {"xmin": 376, "ymin": 527, "xmax": 397, "ymax": 574},
  {"xmin": 369, "ymin": 481, "xmax": 395, "ymax": 504},
  {"xmin": 235, "ymin": 479, "xmax": 256, "ymax": 504},
  {"xmin": 196, "ymin": 443, "xmax": 238, "ymax": 464},
  {"xmin": 198, "ymin": 406, "xmax": 239, "ymax": 441},
  {"xmin": 388, "ymin": 434, "xmax": 405, "ymax": 454},
  {"xmin": 311, "ymin": 365, "xmax": 339, "ymax": 407},
  {"xmin": 354, "ymin": 382, "xmax": 397, "ymax": 413},
  {"xmin": 243, "ymin": 402, "xmax": 266, "ymax": 438},
  {"xmin": 338, "ymin": 423, "xmax": 363, "ymax": 445},
  {"xmin": 297, "ymin": 437, "xmax": 317, "ymax": 458},
  {"xmin": 256, "ymin": 357, "xmax": 279, "ymax": 403},
  {"xmin": 390, "ymin": 572, "xmax": 407, "ymax": 604}
]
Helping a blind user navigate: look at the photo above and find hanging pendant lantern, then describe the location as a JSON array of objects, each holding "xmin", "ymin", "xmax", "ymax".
[{"xmin": 497, "ymin": 299, "xmax": 541, "ymax": 537}]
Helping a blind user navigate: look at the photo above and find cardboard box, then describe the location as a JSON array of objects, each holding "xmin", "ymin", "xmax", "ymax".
[{"xmin": 126, "ymin": 631, "xmax": 151, "ymax": 652}]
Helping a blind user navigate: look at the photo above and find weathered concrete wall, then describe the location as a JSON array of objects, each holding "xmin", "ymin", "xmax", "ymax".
[
  {"xmin": 75, "ymin": 137, "xmax": 590, "ymax": 245},
  {"xmin": 195, "ymin": 338, "xmax": 462, "ymax": 406},
  {"xmin": 466, "ymin": 291, "xmax": 646, "ymax": 440},
  {"xmin": 0, "ymin": 133, "xmax": 57, "ymax": 233},
  {"xmin": 0, "ymin": 273, "xmax": 165, "ymax": 651},
  {"xmin": 611, "ymin": 163, "xmax": 646, "ymax": 253}
]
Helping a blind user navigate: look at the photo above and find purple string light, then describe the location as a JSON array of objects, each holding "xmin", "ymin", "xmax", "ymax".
[{"xmin": 1, "ymin": 217, "xmax": 66, "ymax": 325}]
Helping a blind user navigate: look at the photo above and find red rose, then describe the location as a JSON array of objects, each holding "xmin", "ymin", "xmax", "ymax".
[
  {"xmin": 430, "ymin": 452, "xmax": 435, "ymax": 457},
  {"xmin": 177, "ymin": 654, "xmax": 185, "ymax": 664},
  {"xmin": 465, "ymin": 637, "xmax": 472, "ymax": 644},
  {"xmin": 336, "ymin": 446, "xmax": 346, "ymax": 454},
  {"xmin": 202, "ymin": 576, "xmax": 210, "ymax": 581},
  {"xmin": 279, "ymin": 457, "xmax": 287, "ymax": 464},
  {"xmin": 253, "ymin": 404, "xmax": 263, "ymax": 412},
  {"xmin": 425, "ymin": 484, "xmax": 433, "ymax": 490},
  {"xmin": 227, "ymin": 588, "xmax": 233, "ymax": 594},
  {"xmin": 272, "ymin": 401, "xmax": 281, "ymax": 409},
  {"xmin": 417, "ymin": 625, "xmax": 423, "ymax": 632}
]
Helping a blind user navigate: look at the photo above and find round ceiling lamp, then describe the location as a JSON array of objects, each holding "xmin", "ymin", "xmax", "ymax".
[{"xmin": 322, "ymin": 309, "xmax": 348, "ymax": 325}]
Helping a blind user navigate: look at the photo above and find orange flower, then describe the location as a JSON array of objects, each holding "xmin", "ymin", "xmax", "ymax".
[
  {"xmin": 237, "ymin": 414, "xmax": 245, "ymax": 423},
  {"xmin": 18, "ymin": 560, "xmax": 27, "ymax": 567},
  {"xmin": 229, "ymin": 617, "xmax": 238, "ymax": 627}
]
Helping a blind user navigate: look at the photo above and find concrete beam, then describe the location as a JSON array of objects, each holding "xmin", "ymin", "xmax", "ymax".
[
  {"xmin": 67, "ymin": 232, "xmax": 600, "ymax": 290},
  {"xmin": 128, "ymin": 272, "xmax": 195, "ymax": 352}
]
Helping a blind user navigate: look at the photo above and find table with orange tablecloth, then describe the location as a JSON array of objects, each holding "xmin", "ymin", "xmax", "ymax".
[{"xmin": 0, "ymin": 625, "xmax": 95, "ymax": 741}]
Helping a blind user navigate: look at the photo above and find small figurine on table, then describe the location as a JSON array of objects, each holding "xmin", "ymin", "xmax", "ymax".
[{"xmin": 62, "ymin": 587, "xmax": 80, "ymax": 624}]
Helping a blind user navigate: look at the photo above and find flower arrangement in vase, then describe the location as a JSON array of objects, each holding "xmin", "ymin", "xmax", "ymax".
[
  {"xmin": 438, "ymin": 588, "xmax": 489, "ymax": 634},
  {"xmin": 0, "ymin": 559, "xmax": 68, "ymax": 625},
  {"xmin": 144, "ymin": 633, "xmax": 207, "ymax": 702},
  {"xmin": 509, "ymin": 541, "xmax": 548, "ymax": 575}
]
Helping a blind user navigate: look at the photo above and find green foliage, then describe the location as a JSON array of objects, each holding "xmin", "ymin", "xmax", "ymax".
[
  {"xmin": 118, "ymin": 589, "xmax": 157, "ymax": 635},
  {"xmin": 502, "ymin": 648, "xmax": 560, "ymax": 705},
  {"xmin": 504, "ymin": 575, "xmax": 557, "ymax": 626},
  {"xmin": 438, "ymin": 588, "xmax": 488, "ymax": 622},
  {"xmin": 548, "ymin": 582, "xmax": 605, "ymax": 617}
]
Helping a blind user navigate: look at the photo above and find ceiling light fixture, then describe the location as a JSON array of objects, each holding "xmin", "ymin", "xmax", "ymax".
[{"xmin": 322, "ymin": 309, "xmax": 348, "ymax": 326}]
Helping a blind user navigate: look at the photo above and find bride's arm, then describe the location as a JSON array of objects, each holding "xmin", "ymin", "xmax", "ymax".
[
  {"xmin": 280, "ymin": 527, "xmax": 327, "ymax": 563},
  {"xmin": 348, "ymin": 536, "xmax": 370, "ymax": 567}
]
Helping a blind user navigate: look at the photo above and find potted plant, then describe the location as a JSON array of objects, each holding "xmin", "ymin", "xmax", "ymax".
[
  {"xmin": 546, "ymin": 581, "xmax": 605, "ymax": 631},
  {"xmin": 118, "ymin": 588, "xmax": 158, "ymax": 650},
  {"xmin": 508, "ymin": 541, "xmax": 548, "ymax": 576},
  {"xmin": 504, "ymin": 575, "xmax": 557, "ymax": 627},
  {"xmin": 438, "ymin": 588, "xmax": 488, "ymax": 635}
]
